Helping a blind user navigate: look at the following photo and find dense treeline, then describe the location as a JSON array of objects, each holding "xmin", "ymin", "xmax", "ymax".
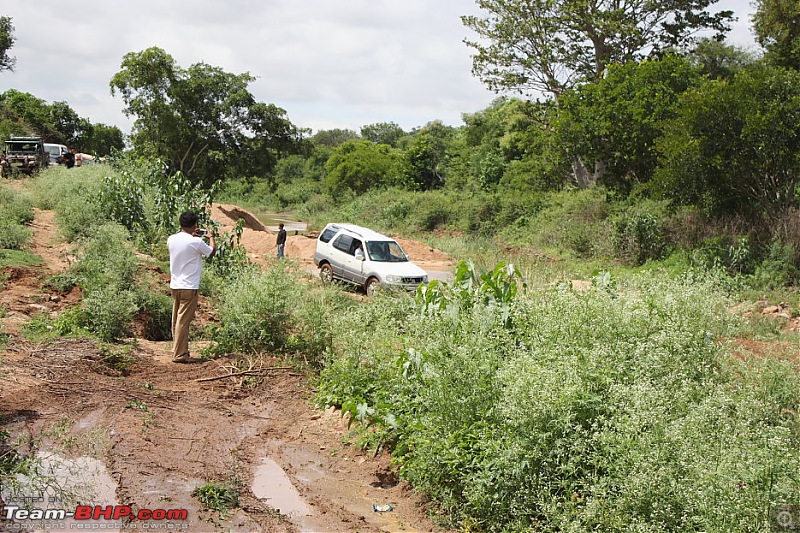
[{"xmin": 0, "ymin": 89, "xmax": 125, "ymax": 155}]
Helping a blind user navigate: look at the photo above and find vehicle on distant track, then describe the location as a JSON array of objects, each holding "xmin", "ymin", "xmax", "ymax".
[{"xmin": 1, "ymin": 136, "xmax": 49, "ymax": 177}]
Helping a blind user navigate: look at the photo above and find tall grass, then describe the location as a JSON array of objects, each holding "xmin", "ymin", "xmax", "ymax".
[{"xmin": 0, "ymin": 182, "xmax": 34, "ymax": 250}]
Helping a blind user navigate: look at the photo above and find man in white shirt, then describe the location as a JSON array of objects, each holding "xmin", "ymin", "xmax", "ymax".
[{"xmin": 167, "ymin": 210, "xmax": 216, "ymax": 363}]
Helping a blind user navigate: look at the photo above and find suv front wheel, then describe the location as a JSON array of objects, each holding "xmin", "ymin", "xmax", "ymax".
[
  {"xmin": 320, "ymin": 263, "xmax": 334, "ymax": 284},
  {"xmin": 365, "ymin": 277, "xmax": 380, "ymax": 296}
]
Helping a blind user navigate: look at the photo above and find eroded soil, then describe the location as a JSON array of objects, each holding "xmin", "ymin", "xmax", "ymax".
[{"xmin": 0, "ymin": 201, "xmax": 449, "ymax": 533}]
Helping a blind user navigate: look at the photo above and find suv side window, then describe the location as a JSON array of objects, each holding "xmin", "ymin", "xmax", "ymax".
[
  {"xmin": 319, "ymin": 226, "xmax": 338, "ymax": 243},
  {"xmin": 333, "ymin": 234, "xmax": 353, "ymax": 253}
]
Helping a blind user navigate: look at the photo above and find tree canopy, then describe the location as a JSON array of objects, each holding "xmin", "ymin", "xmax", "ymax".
[
  {"xmin": 654, "ymin": 64, "xmax": 800, "ymax": 215},
  {"xmin": 0, "ymin": 89, "xmax": 124, "ymax": 154},
  {"xmin": 110, "ymin": 47, "xmax": 306, "ymax": 186},
  {"xmin": 462, "ymin": 0, "xmax": 733, "ymax": 98},
  {"xmin": 0, "ymin": 16, "xmax": 15, "ymax": 73},
  {"xmin": 753, "ymin": 0, "xmax": 800, "ymax": 69}
]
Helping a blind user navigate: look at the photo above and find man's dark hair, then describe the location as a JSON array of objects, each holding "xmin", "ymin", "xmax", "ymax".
[
  {"xmin": 179, "ymin": 210, "xmax": 198, "ymax": 229},
  {"xmin": 278, "ymin": 223, "xmax": 284, "ymax": 229}
]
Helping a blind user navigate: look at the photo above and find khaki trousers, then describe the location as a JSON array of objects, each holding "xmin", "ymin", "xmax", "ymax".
[{"xmin": 171, "ymin": 289, "xmax": 198, "ymax": 359}]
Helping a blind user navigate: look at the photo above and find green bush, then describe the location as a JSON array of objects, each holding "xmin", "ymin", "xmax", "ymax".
[
  {"xmin": 0, "ymin": 185, "xmax": 34, "ymax": 225},
  {"xmin": 80, "ymin": 286, "xmax": 137, "ymax": 342},
  {"xmin": 135, "ymin": 289, "xmax": 173, "ymax": 341},
  {"xmin": 209, "ymin": 266, "xmax": 296, "ymax": 354},
  {"xmin": 0, "ymin": 218, "xmax": 33, "ymax": 250},
  {"xmin": 33, "ymin": 165, "xmax": 109, "ymax": 241},
  {"xmin": 522, "ymin": 187, "xmax": 612, "ymax": 257},
  {"xmin": 70, "ymin": 223, "xmax": 137, "ymax": 292},
  {"xmin": 612, "ymin": 201, "xmax": 669, "ymax": 265}
]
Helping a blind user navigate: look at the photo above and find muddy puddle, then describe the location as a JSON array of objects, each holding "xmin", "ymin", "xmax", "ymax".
[
  {"xmin": 253, "ymin": 440, "xmax": 412, "ymax": 533},
  {"xmin": 2, "ymin": 452, "xmax": 118, "ymax": 530}
]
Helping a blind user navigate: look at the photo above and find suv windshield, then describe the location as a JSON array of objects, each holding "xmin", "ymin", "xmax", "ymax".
[
  {"xmin": 366, "ymin": 241, "xmax": 408, "ymax": 262},
  {"xmin": 6, "ymin": 141, "xmax": 39, "ymax": 154}
]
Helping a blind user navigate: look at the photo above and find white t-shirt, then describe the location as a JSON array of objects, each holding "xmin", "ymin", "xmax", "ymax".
[{"xmin": 168, "ymin": 231, "xmax": 214, "ymax": 289}]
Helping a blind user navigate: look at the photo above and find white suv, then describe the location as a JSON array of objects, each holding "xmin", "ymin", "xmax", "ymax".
[{"xmin": 313, "ymin": 223, "xmax": 429, "ymax": 295}]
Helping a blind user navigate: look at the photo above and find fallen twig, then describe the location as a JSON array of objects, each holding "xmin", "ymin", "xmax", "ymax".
[{"xmin": 195, "ymin": 366, "xmax": 293, "ymax": 383}]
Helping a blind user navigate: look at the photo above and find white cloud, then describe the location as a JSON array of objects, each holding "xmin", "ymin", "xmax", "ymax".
[{"xmin": 3, "ymin": 0, "xmax": 758, "ymax": 135}]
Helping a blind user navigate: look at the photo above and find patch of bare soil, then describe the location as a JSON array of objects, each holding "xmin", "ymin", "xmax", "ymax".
[{"xmin": 0, "ymin": 203, "xmax": 447, "ymax": 533}]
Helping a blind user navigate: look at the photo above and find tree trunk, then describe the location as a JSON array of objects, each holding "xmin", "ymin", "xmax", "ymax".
[{"xmin": 570, "ymin": 155, "xmax": 606, "ymax": 188}]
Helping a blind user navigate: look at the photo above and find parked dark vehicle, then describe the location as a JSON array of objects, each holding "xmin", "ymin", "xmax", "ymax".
[{"xmin": 1, "ymin": 136, "xmax": 49, "ymax": 177}]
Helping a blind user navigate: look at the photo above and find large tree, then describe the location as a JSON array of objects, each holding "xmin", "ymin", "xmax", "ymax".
[
  {"xmin": 462, "ymin": 0, "xmax": 733, "ymax": 98},
  {"xmin": 0, "ymin": 16, "xmax": 15, "ymax": 73},
  {"xmin": 110, "ymin": 47, "xmax": 305, "ymax": 186},
  {"xmin": 462, "ymin": 0, "xmax": 732, "ymax": 187},
  {"xmin": 557, "ymin": 54, "xmax": 702, "ymax": 190},
  {"xmin": 753, "ymin": 0, "xmax": 800, "ymax": 69}
]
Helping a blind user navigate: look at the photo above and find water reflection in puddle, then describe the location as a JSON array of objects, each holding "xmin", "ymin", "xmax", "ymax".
[
  {"xmin": 2, "ymin": 452, "xmax": 118, "ymax": 529},
  {"xmin": 251, "ymin": 457, "xmax": 311, "ymax": 518}
]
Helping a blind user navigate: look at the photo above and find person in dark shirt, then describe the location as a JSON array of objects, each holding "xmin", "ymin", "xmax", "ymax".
[
  {"xmin": 63, "ymin": 148, "xmax": 76, "ymax": 169},
  {"xmin": 276, "ymin": 223, "xmax": 287, "ymax": 258}
]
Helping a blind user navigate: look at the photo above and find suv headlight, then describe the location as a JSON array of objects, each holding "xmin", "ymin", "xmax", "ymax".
[{"xmin": 386, "ymin": 275, "xmax": 403, "ymax": 283}]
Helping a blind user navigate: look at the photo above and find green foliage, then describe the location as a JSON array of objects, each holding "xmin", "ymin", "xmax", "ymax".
[
  {"xmin": 753, "ymin": 0, "xmax": 800, "ymax": 69},
  {"xmin": 318, "ymin": 271, "xmax": 800, "ymax": 531},
  {"xmin": 134, "ymin": 289, "xmax": 173, "ymax": 341},
  {"xmin": 209, "ymin": 267, "xmax": 296, "ymax": 354},
  {"xmin": 522, "ymin": 187, "xmax": 612, "ymax": 258},
  {"xmin": 80, "ymin": 286, "xmax": 138, "ymax": 342},
  {"xmin": 71, "ymin": 223, "xmax": 138, "ymax": 292},
  {"xmin": 0, "ymin": 218, "xmax": 32, "ymax": 250},
  {"xmin": 0, "ymin": 184, "xmax": 34, "ymax": 224},
  {"xmin": 462, "ymin": 0, "xmax": 732, "ymax": 98},
  {"xmin": 323, "ymin": 139, "xmax": 398, "ymax": 197},
  {"xmin": 398, "ymin": 121, "xmax": 453, "ymax": 191},
  {"xmin": 97, "ymin": 170, "xmax": 148, "ymax": 233},
  {"xmin": 33, "ymin": 165, "xmax": 107, "ymax": 241},
  {"xmin": 0, "ymin": 183, "xmax": 34, "ymax": 250},
  {"xmin": 0, "ymin": 16, "xmax": 15, "ymax": 72},
  {"xmin": 654, "ymin": 64, "xmax": 800, "ymax": 215},
  {"xmin": 612, "ymin": 201, "xmax": 669, "ymax": 265},
  {"xmin": 558, "ymin": 55, "xmax": 702, "ymax": 190}
]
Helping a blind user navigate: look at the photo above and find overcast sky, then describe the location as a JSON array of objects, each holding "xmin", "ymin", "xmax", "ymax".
[{"xmin": 3, "ymin": 0, "xmax": 758, "ymax": 136}]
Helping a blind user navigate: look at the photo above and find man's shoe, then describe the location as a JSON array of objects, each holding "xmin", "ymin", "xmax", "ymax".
[{"xmin": 172, "ymin": 354, "xmax": 192, "ymax": 363}]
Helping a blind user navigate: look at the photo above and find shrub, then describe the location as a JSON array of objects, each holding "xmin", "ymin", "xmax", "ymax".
[
  {"xmin": 0, "ymin": 185, "xmax": 34, "ymax": 225},
  {"xmin": 70, "ymin": 223, "xmax": 137, "ymax": 292},
  {"xmin": 524, "ymin": 187, "xmax": 612, "ymax": 257},
  {"xmin": 80, "ymin": 286, "xmax": 137, "ymax": 342},
  {"xmin": 209, "ymin": 266, "xmax": 296, "ymax": 354},
  {"xmin": 0, "ymin": 218, "xmax": 33, "ymax": 250},
  {"xmin": 33, "ymin": 165, "xmax": 108, "ymax": 241},
  {"xmin": 612, "ymin": 201, "xmax": 669, "ymax": 265},
  {"xmin": 135, "ymin": 289, "xmax": 173, "ymax": 341}
]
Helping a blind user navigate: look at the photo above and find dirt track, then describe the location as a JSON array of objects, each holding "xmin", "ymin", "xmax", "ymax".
[{"xmin": 0, "ymin": 201, "xmax": 449, "ymax": 532}]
